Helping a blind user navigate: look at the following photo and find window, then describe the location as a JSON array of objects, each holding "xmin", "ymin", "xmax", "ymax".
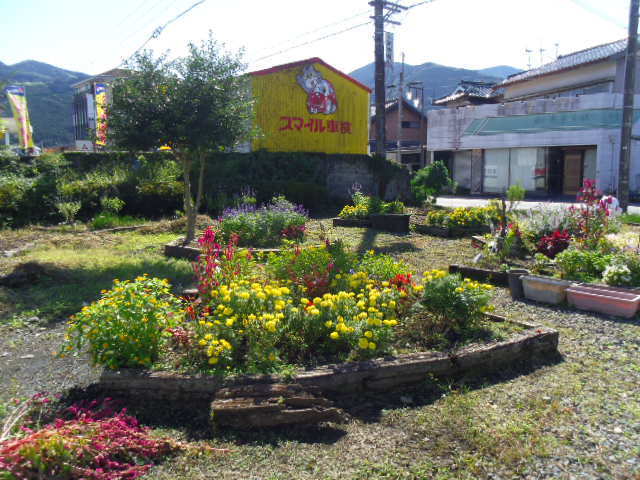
[{"xmin": 401, "ymin": 121, "xmax": 420, "ymax": 128}]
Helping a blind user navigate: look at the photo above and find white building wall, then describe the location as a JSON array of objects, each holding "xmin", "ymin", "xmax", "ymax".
[{"xmin": 427, "ymin": 93, "xmax": 640, "ymax": 193}]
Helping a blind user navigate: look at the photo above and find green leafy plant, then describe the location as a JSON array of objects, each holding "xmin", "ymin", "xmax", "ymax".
[
  {"xmin": 55, "ymin": 201, "xmax": 82, "ymax": 224},
  {"xmin": 506, "ymin": 183, "xmax": 525, "ymax": 214},
  {"xmin": 62, "ymin": 275, "xmax": 184, "ymax": 369},
  {"xmin": 410, "ymin": 161, "xmax": 456, "ymax": 205},
  {"xmin": 413, "ymin": 270, "xmax": 494, "ymax": 339},
  {"xmin": 100, "ymin": 196, "xmax": 125, "ymax": 214},
  {"xmin": 555, "ymin": 248, "xmax": 613, "ymax": 282}
]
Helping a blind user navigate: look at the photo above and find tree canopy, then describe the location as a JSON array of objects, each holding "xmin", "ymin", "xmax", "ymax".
[{"xmin": 108, "ymin": 34, "xmax": 254, "ymax": 241}]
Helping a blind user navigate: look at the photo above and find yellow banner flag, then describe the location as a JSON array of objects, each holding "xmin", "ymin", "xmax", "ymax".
[{"xmin": 5, "ymin": 85, "xmax": 34, "ymax": 149}]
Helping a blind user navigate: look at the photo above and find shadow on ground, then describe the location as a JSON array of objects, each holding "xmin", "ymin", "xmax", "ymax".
[{"xmin": 53, "ymin": 352, "xmax": 562, "ymax": 447}]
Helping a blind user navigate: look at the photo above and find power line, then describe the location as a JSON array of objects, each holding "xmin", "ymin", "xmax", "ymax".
[
  {"xmin": 112, "ymin": 0, "xmax": 157, "ymax": 38},
  {"xmin": 251, "ymin": 21, "xmax": 372, "ymax": 63},
  {"xmin": 253, "ymin": 8, "xmax": 372, "ymax": 55},
  {"xmin": 116, "ymin": 0, "xmax": 174, "ymax": 53},
  {"xmin": 121, "ymin": 0, "xmax": 208, "ymax": 64},
  {"xmin": 567, "ymin": 0, "xmax": 627, "ymax": 29}
]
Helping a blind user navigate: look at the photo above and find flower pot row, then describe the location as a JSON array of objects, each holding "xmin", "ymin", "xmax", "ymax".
[{"xmin": 520, "ymin": 274, "xmax": 640, "ymax": 318}]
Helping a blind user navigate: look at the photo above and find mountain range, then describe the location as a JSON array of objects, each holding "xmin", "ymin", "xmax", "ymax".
[
  {"xmin": 0, "ymin": 60, "xmax": 89, "ymax": 147},
  {"xmin": 348, "ymin": 62, "xmax": 521, "ymax": 105},
  {"xmin": 0, "ymin": 59, "xmax": 520, "ymax": 147}
]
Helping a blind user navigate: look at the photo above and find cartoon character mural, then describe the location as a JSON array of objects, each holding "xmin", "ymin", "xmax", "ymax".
[{"xmin": 296, "ymin": 65, "xmax": 338, "ymax": 115}]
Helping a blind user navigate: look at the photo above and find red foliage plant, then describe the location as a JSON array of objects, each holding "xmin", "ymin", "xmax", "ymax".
[
  {"xmin": 537, "ymin": 229, "xmax": 571, "ymax": 259},
  {"xmin": 0, "ymin": 398, "xmax": 180, "ymax": 480}
]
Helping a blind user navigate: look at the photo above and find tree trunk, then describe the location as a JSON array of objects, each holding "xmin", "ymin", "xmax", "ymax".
[
  {"xmin": 195, "ymin": 150, "xmax": 206, "ymax": 215},
  {"xmin": 180, "ymin": 153, "xmax": 196, "ymax": 244}
]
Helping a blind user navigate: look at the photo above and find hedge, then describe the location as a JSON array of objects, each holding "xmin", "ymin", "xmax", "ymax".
[{"xmin": 0, "ymin": 151, "xmax": 407, "ymax": 227}]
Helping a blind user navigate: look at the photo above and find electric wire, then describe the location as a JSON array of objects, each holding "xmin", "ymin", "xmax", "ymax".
[
  {"xmin": 251, "ymin": 20, "xmax": 373, "ymax": 64},
  {"xmin": 253, "ymin": 8, "xmax": 372, "ymax": 55},
  {"xmin": 566, "ymin": 0, "xmax": 626, "ymax": 29},
  {"xmin": 121, "ymin": 0, "xmax": 208, "ymax": 64}
]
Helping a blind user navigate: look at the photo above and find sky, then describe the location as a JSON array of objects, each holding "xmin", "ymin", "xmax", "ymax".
[{"xmin": 0, "ymin": 0, "xmax": 631, "ymax": 77}]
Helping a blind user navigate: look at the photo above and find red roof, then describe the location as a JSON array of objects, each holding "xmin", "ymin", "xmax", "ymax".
[{"xmin": 249, "ymin": 57, "xmax": 372, "ymax": 93}]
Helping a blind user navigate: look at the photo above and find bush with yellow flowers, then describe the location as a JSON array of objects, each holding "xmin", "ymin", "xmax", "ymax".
[
  {"xmin": 425, "ymin": 206, "xmax": 498, "ymax": 229},
  {"xmin": 177, "ymin": 269, "xmax": 420, "ymax": 373},
  {"xmin": 413, "ymin": 270, "xmax": 494, "ymax": 339},
  {"xmin": 61, "ymin": 276, "xmax": 184, "ymax": 369}
]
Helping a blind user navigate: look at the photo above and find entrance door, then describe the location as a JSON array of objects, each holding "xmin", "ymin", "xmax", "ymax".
[{"xmin": 563, "ymin": 151, "xmax": 583, "ymax": 195}]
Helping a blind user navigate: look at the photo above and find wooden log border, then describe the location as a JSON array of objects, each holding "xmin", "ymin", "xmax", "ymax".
[{"xmin": 99, "ymin": 321, "xmax": 558, "ymax": 402}]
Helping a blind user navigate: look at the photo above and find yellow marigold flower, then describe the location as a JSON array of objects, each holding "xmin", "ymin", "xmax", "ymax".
[
  {"xmin": 208, "ymin": 357, "xmax": 219, "ymax": 365},
  {"xmin": 265, "ymin": 320, "xmax": 277, "ymax": 332},
  {"xmin": 325, "ymin": 321, "xmax": 333, "ymax": 328},
  {"xmin": 368, "ymin": 342, "xmax": 376, "ymax": 350},
  {"xmin": 358, "ymin": 338, "xmax": 369, "ymax": 349},
  {"xmin": 309, "ymin": 308, "xmax": 320, "ymax": 316},
  {"xmin": 226, "ymin": 318, "xmax": 235, "ymax": 327},
  {"xmin": 330, "ymin": 331, "xmax": 340, "ymax": 340},
  {"xmin": 364, "ymin": 330, "xmax": 373, "ymax": 338}
]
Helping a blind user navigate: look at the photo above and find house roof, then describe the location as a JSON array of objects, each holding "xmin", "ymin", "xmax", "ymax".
[
  {"xmin": 71, "ymin": 68, "xmax": 129, "ymax": 88},
  {"xmin": 249, "ymin": 57, "xmax": 372, "ymax": 93},
  {"xmin": 433, "ymin": 80, "xmax": 498, "ymax": 105},
  {"xmin": 500, "ymin": 38, "xmax": 627, "ymax": 88},
  {"xmin": 370, "ymin": 98, "xmax": 427, "ymax": 121}
]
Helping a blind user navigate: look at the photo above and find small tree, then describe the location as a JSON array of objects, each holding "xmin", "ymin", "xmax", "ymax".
[
  {"xmin": 108, "ymin": 34, "xmax": 253, "ymax": 242},
  {"xmin": 411, "ymin": 161, "xmax": 456, "ymax": 206}
]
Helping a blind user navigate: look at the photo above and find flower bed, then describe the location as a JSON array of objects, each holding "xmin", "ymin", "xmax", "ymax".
[
  {"xmin": 218, "ymin": 195, "xmax": 308, "ymax": 247},
  {"xmin": 417, "ymin": 207, "xmax": 495, "ymax": 237},
  {"xmin": 62, "ymin": 222, "xmax": 540, "ymax": 385},
  {"xmin": 336, "ymin": 192, "xmax": 409, "ymax": 232},
  {"xmin": 99, "ymin": 319, "xmax": 558, "ymax": 402}
]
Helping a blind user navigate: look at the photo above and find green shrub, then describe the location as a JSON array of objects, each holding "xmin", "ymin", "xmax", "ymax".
[
  {"xmin": 56, "ymin": 201, "xmax": 82, "ymax": 224},
  {"xmin": 357, "ymin": 249, "xmax": 411, "ymax": 282},
  {"xmin": 555, "ymin": 248, "xmax": 613, "ymax": 282},
  {"xmin": 411, "ymin": 161, "xmax": 456, "ymax": 204},
  {"xmin": 62, "ymin": 276, "xmax": 184, "ymax": 369},
  {"xmin": 100, "ymin": 196, "xmax": 125, "ymax": 214},
  {"xmin": 90, "ymin": 213, "xmax": 142, "ymax": 230},
  {"xmin": 415, "ymin": 270, "xmax": 494, "ymax": 338}
]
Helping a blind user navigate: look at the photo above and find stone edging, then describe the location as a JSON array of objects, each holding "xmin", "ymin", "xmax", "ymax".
[
  {"xmin": 98, "ymin": 321, "xmax": 558, "ymax": 402},
  {"xmin": 332, "ymin": 218, "xmax": 372, "ymax": 228},
  {"xmin": 449, "ymin": 264, "xmax": 509, "ymax": 287}
]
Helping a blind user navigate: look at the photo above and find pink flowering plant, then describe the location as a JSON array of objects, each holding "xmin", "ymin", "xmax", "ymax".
[{"xmin": 569, "ymin": 179, "xmax": 614, "ymax": 250}]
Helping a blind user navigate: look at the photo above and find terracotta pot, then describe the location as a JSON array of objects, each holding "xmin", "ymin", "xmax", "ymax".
[
  {"xmin": 521, "ymin": 275, "xmax": 574, "ymax": 305},
  {"xmin": 566, "ymin": 284, "xmax": 640, "ymax": 318}
]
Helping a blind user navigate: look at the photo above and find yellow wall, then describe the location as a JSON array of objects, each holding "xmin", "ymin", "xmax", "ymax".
[{"xmin": 251, "ymin": 61, "xmax": 369, "ymax": 154}]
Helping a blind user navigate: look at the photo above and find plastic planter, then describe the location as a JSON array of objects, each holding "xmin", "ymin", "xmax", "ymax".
[
  {"xmin": 521, "ymin": 275, "xmax": 574, "ymax": 305},
  {"xmin": 566, "ymin": 284, "xmax": 640, "ymax": 318},
  {"xmin": 507, "ymin": 269, "xmax": 529, "ymax": 300}
]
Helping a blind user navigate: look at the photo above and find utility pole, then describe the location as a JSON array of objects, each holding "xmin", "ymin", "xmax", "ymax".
[
  {"xmin": 370, "ymin": 0, "xmax": 406, "ymax": 156},
  {"xmin": 397, "ymin": 52, "xmax": 405, "ymax": 163},
  {"xmin": 618, "ymin": 0, "xmax": 639, "ymax": 212}
]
